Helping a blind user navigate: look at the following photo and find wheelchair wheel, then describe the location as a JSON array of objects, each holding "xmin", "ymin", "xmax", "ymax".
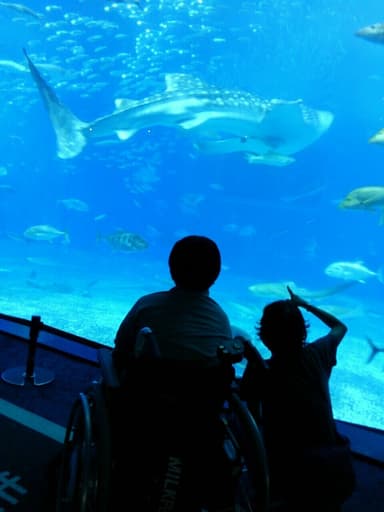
[
  {"xmin": 225, "ymin": 392, "xmax": 270, "ymax": 512},
  {"xmin": 56, "ymin": 384, "xmax": 112, "ymax": 512}
]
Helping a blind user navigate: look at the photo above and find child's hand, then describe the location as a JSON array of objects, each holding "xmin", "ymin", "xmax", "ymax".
[
  {"xmin": 243, "ymin": 339, "xmax": 263, "ymax": 364},
  {"xmin": 287, "ymin": 285, "xmax": 308, "ymax": 308}
]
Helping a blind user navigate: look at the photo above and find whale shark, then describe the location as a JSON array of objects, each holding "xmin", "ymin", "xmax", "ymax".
[{"xmin": 23, "ymin": 49, "xmax": 334, "ymax": 162}]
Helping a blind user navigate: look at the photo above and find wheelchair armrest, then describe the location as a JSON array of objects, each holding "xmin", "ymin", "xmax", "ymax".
[
  {"xmin": 135, "ymin": 326, "xmax": 161, "ymax": 359},
  {"xmin": 217, "ymin": 338, "xmax": 244, "ymax": 364},
  {"xmin": 97, "ymin": 348, "xmax": 121, "ymax": 388}
]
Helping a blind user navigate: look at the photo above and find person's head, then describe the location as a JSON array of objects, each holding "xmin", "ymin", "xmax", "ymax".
[
  {"xmin": 168, "ymin": 235, "xmax": 221, "ymax": 292},
  {"xmin": 256, "ymin": 299, "xmax": 308, "ymax": 355}
]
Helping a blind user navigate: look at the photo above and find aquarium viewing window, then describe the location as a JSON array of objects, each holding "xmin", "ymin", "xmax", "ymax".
[{"xmin": 0, "ymin": 0, "xmax": 382, "ymax": 430}]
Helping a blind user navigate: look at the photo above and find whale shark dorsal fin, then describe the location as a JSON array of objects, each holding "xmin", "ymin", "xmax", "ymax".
[
  {"xmin": 164, "ymin": 73, "xmax": 206, "ymax": 92},
  {"xmin": 114, "ymin": 98, "xmax": 137, "ymax": 111}
]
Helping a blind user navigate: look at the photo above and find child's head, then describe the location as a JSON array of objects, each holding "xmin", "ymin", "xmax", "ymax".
[{"xmin": 256, "ymin": 299, "xmax": 308, "ymax": 355}]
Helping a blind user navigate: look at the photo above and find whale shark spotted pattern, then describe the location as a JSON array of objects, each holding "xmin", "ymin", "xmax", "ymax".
[{"xmin": 23, "ymin": 49, "xmax": 334, "ymax": 164}]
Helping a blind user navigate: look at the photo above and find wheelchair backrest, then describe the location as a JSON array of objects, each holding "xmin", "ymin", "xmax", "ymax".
[
  {"xmin": 121, "ymin": 357, "xmax": 235, "ymax": 417},
  {"xmin": 105, "ymin": 326, "xmax": 239, "ymax": 465},
  {"xmin": 114, "ymin": 326, "xmax": 238, "ymax": 416}
]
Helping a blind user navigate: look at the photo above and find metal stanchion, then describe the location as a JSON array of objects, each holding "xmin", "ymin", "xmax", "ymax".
[{"xmin": 1, "ymin": 315, "xmax": 55, "ymax": 386}]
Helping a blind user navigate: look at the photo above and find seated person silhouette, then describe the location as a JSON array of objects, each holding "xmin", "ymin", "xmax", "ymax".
[
  {"xmin": 112, "ymin": 235, "xmax": 241, "ymax": 511},
  {"xmin": 241, "ymin": 285, "xmax": 356, "ymax": 512},
  {"xmin": 113, "ymin": 234, "xmax": 236, "ymax": 367}
]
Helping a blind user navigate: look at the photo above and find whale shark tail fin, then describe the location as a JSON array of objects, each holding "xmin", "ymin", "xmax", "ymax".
[{"xmin": 23, "ymin": 48, "xmax": 88, "ymax": 159}]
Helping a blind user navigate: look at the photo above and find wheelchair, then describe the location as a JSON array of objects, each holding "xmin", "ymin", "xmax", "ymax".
[{"xmin": 55, "ymin": 330, "xmax": 269, "ymax": 512}]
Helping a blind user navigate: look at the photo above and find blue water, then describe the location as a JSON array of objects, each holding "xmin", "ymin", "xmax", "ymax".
[{"xmin": 0, "ymin": 0, "xmax": 383, "ymax": 429}]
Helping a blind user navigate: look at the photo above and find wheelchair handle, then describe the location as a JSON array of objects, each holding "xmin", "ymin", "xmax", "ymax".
[{"xmin": 217, "ymin": 340, "xmax": 244, "ymax": 364}]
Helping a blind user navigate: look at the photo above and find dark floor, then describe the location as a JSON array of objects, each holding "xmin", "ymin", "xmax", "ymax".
[
  {"xmin": 1, "ymin": 330, "xmax": 384, "ymax": 511},
  {"xmin": 0, "ymin": 332, "xmax": 100, "ymax": 426},
  {"xmin": 344, "ymin": 457, "xmax": 384, "ymax": 512}
]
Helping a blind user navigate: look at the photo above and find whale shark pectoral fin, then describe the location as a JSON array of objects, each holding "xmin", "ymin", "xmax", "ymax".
[
  {"xmin": 116, "ymin": 129, "xmax": 138, "ymax": 140},
  {"xmin": 177, "ymin": 116, "xmax": 208, "ymax": 130},
  {"xmin": 23, "ymin": 48, "xmax": 87, "ymax": 159}
]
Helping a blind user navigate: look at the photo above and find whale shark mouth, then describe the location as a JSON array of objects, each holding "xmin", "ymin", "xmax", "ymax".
[{"xmin": 23, "ymin": 49, "xmax": 334, "ymax": 163}]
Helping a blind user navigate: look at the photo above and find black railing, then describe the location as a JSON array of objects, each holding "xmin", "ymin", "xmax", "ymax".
[{"xmin": 0, "ymin": 312, "xmax": 107, "ymax": 386}]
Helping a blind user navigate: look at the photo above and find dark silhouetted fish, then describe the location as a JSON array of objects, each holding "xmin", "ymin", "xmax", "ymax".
[{"xmin": 365, "ymin": 336, "xmax": 384, "ymax": 364}]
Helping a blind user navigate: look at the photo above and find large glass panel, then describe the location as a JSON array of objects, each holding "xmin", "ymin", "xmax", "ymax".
[{"xmin": 0, "ymin": 1, "xmax": 382, "ymax": 429}]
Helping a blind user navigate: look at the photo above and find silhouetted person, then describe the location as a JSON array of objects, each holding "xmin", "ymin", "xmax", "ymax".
[
  {"xmin": 113, "ymin": 234, "xmax": 235, "ymax": 370},
  {"xmin": 112, "ymin": 235, "xmax": 239, "ymax": 510},
  {"xmin": 241, "ymin": 285, "xmax": 356, "ymax": 512}
]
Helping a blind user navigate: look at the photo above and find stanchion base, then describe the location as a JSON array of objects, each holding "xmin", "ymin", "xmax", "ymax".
[{"xmin": 1, "ymin": 366, "xmax": 55, "ymax": 386}]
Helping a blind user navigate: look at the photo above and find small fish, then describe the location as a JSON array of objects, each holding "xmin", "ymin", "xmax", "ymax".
[
  {"xmin": 100, "ymin": 230, "xmax": 148, "ymax": 252},
  {"xmin": 26, "ymin": 277, "xmax": 74, "ymax": 294},
  {"xmin": 324, "ymin": 260, "xmax": 383, "ymax": 284},
  {"xmin": 339, "ymin": 186, "xmax": 384, "ymax": 224},
  {"xmin": 82, "ymin": 279, "xmax": 99, "ymax": 294},
  {"xmin": 57, "ymin": 198, "xmax": 89, "ymax": 212},
  {"xmin": 26, "ymin": 256, "xmax": 57, "ymax": 267},
  {"xmin": 0, "ymin": 184, "xmax": 14, "ymax": 193},
  {"xmin": 27, "ymin": 271, "xmax": 98, "ymax": 296},
  {"xmin": 94, "ymin": 213, "xmax": 108, "ymax": 222},
  {"xmin": 23, "ymin": 224, "xmax": 69, "ymax": 244},
  {"xmin": 339, "ymin": 186, "xmax": 384, "ymax": 209},
  {"xmin": 107, "ymin": 0, "xmax": 143, "ymax": 8},
  {"xmin": 0, "ymin": 59, "xmax": 27, "ymax": 73},
  {"xmin": 0, "ymin": 59, "xmax": 67, "ymax": 75},
  {"xmin": 365, "ymin": 336, "xmax": 384, "ymax": 364},
  {"xmin": 355, "ymin": 23, "xmax": 384, "ymax": 45},
  {"xmin": 0, "ymin": 1, "xmax": 43, "ymax": 19},
  {"xmin": 281, "ymin": 184, "xmax": 326, "ymax": 203},
  {"xmin": 246, "ymin": 153, "xmax": 295, "ymax": 167}
]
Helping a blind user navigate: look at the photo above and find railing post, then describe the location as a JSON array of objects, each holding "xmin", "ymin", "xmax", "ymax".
[{"xmin": 1, "ymin": 315, "xmax": 55, "ymax": 386}]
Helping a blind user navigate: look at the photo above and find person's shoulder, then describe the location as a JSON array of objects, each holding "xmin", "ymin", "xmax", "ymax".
[
  {"xmin": 135, "ymin": 290, "xmax": 169, "ymax": 305},
  {"xmin": 305, "ymin": 333, "xmax": 338, "ymax": 366},
  {"xmin": 309, "ymin": 332, "xmax": 338, "ymax": 349},
  {"xmin": 304, "ymin": 335, "xmax": 327, "ymax": 353},
  {"xmin": 207, "ymin": 295, "xmax": 229, "ymax": 314}
]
